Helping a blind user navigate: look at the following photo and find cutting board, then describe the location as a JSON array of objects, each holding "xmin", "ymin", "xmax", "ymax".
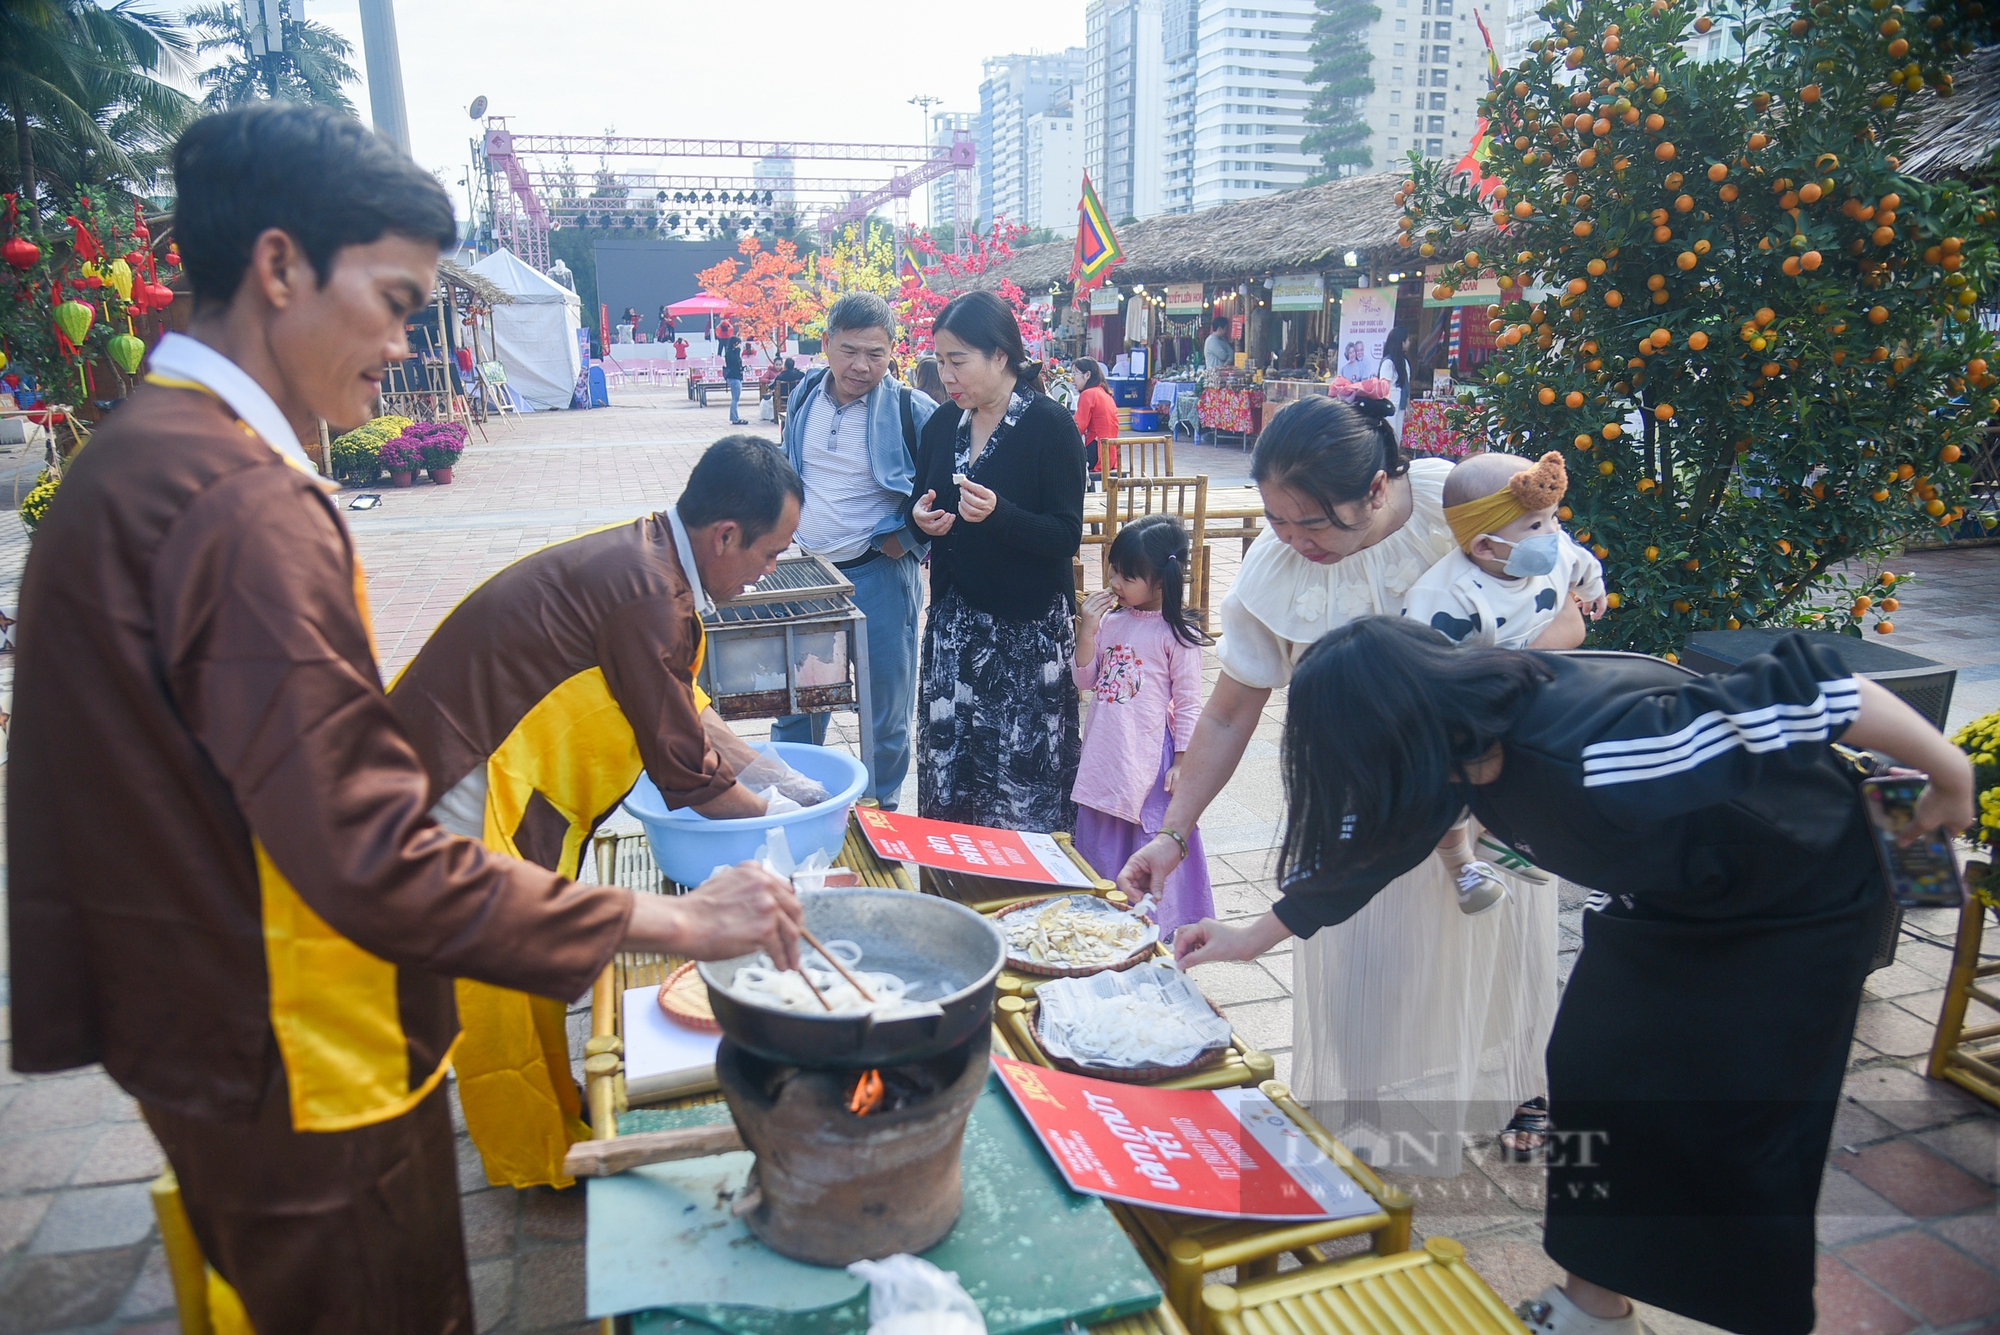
[{"xmin": 590, "ymin": 1074, "xmax": 1163, "ymax": 1334}]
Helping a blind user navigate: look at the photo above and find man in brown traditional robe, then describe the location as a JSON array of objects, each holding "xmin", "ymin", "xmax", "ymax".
[
  {"xmin": 7, "ymin": 104, "xmax": 802, "ymax": 1335},
  {"xmin": 388, "ymin": 438, "xmax": 803, "ymax": 1189}
]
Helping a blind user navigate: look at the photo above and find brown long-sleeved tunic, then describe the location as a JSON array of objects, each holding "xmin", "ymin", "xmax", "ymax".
[
  {"xmin": 387, "ymin": 512, "xmax": 735, "ymax": 874},
  {"xmin": 7, "ymin": 382, "xmax": 634, "ymax": 1127}
]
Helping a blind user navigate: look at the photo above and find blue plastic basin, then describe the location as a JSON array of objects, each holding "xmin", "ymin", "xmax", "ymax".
[{"xmin": 620, "ymin": 742, "xmax": 868, "ymax": 887}]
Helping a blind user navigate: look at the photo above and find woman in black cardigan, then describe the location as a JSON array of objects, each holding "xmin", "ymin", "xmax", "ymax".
[{"xmin": 911, "ymin": 292, "xmax": 1086, "ymax": 830}]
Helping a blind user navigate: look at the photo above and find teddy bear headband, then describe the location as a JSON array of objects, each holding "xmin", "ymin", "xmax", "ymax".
[{"xmin": 1443, "ymin": 452, "xmax": 1569, "ymax": 551}]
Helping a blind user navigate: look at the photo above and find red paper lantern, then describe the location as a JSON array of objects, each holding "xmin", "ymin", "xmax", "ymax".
[
  {"xmin": 143, "ymin": 281, "xmax": 175, "ymax": 309},
  {"xmin": 3, "ymin": 237, "xmax": 39, "ymax": 269}
]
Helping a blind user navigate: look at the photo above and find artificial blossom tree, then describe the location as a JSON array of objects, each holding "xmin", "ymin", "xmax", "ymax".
[{"xmin": 1401, "ymin": 0, "xmax": 1998, "ymax": 656}]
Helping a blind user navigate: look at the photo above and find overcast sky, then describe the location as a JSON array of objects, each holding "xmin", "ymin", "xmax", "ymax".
[{"xmin": 302, "ymin": 0, "xmax": 1088, "ymax": 220}]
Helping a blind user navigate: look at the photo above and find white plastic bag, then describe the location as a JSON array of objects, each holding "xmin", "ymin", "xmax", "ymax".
[
  {"xmin": 846, "ymin": 1254, "xmax": 986, "ymax": 1335},
  {"xmin": 736, "ymin": 750, "xmax": 834, "ymax": 808}
]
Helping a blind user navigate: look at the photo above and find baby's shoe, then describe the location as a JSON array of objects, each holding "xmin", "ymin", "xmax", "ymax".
[
  {"xmin": 1455, "ymin": 861, "xmax": 1509, "ymax": 915},
  {"xmin": 1516, "ymin": 1286, "xmax": 1642, "ymax": 1335},
  {"xmin": 1476, "ymin": 833, "xmax": 1551, "ymax": 883}
]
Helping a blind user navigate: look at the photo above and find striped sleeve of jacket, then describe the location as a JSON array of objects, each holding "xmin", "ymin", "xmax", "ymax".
[{"xmin": 1577, "ymin": 634, "xmax": 1861, "ymax": 825}]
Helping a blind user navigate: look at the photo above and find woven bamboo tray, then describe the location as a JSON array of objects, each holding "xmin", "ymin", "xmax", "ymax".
[
  {"xmin": 994, "ymin": 985, "xmax": 1273, "ymax": 1092},
  {"xmin": 996, "ymin": 893, "xmax": 1159, "ymax": 977},
  {"xmin": 1032, "ymin": 992, "xmax": 1231, "ymax": 1084}
]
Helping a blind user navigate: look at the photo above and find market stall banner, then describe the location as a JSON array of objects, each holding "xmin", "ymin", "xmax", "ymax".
[
  {"xmin": 1090, "ymin": 287, "xmax": 1123, "ymax": 315},
  {"xmin": 1335, "ymin": 288, "xmax": 1397, "ymax": 375},
  {"xmin": 855, "ymin": 808, "xmax": 1096, "ymax": 887},
  {"xmin": 1163, "ymin": 283, "xmax": 1205, "ymax": 314},
  {"xmin": 992, "ymin": 1058, "xmax": 1382, "ymax": 1222},
  {"xmin": 1271, "ymin": 274, "xmax": 1325, "ymax": 312},
  {"xmin": 1422, "ymin": 266, "xmax": 1504, "ymax": 307}
]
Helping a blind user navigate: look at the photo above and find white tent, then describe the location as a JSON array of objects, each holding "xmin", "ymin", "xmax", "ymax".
[{"xmin": 471, "ymin": 250, "xmax": 582, "ymax": 410}]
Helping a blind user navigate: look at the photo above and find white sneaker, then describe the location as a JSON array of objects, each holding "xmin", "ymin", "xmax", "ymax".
[
  {"xmin": 1516, "ymin": 1286, "xmax": 1643, "ymax": 1335},
  {"xmin": 1455, "ymin": 861, "xmax": 1509, "ymax": 915}
]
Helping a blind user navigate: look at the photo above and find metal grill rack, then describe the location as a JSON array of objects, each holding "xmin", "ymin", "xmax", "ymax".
[{"xmin": 698, "ymin": 554, "xmax": 875, "ymax": 792}]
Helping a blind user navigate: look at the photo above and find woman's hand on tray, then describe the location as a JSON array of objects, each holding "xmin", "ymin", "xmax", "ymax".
[
  {"xmin": 622, "ymin": 862, "xmax": 804, "ymax": 970},
  {"xmin": 1115, "ymin": 832, "xmax": 1186, "ymax": 900},
  {"xmin": 1171, "ymin": 911, "xmax": 1293, "ymax": 968}
]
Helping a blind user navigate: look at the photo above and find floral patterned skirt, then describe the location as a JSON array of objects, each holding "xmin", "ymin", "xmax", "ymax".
[{"xmin": 917, "ymin": 588, "xmax": 1081, "ymax": 832}]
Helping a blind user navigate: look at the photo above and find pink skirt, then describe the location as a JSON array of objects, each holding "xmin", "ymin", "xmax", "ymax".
[{"xmin": 1072, "ymin": 729, "xmax": 1214, "ymax": 936}]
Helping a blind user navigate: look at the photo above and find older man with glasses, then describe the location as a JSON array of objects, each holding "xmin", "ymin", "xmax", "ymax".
[{"xmin": 771, "ymin": 293, "xmax": 937, "ymax": 808}]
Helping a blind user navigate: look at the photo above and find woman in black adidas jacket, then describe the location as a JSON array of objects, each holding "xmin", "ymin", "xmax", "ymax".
[{"xmin": 1175, "ymin": 618, "xmax": 1973, "ymax": 1335}]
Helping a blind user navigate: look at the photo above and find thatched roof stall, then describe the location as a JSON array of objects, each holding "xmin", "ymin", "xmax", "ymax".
[
  {"xmin": 439, "ymin": 259, "xmax": 515, "ymax": 306},
  {"xmin": 973, "ymin": 171, "xmax": 1493, "ymax": 293},
  {"xmin": 1901, "ymin": 45, "xmax": 2000, "ymax": 181}
]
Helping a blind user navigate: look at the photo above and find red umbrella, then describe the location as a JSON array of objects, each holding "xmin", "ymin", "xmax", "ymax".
[{"xmin": 667, "ymin": 294, "xmax": 734, "ymax": 316}]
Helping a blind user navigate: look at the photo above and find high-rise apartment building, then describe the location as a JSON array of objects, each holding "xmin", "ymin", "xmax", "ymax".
[
  {"xmin": 1083, "ymin": 0, "xmax": 1167, "ymax": 222},
  {"xmin": 928, "ymin": 110, "xmax": 978, "ymax": 231},
  {"xmin": 1163, "ymin": 0, "xmax": 1201, "ymax": 212},
  {"xmin": 1355, "ymin": 0, "xmax": 1479, "ymax": 172},
  {"xmin": 1023, "ymin": 97, "xmax": 1083, "ymax": 234},
  {"xmin": 1502, "ymin": 0, "xmax": 1547, "ymax": 68},
  {"xmin": 1189, "ymin": 1, "xmax": 1316, "ymax": 209},
  {"xmin": 978, "ymin": 49, "xmax": 1087, "ymax": 228}
]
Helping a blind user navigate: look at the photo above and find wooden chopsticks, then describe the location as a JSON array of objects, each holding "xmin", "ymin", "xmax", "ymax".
[{"xmin": 799, "ymin": 925, "xmax": 876, "ymax": 1003}]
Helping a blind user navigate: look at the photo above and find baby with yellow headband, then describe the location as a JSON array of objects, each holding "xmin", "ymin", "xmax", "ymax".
[
  {"xmin": 1403, "ymin": 451, "xmax": 1607, "ymax": 651},
  {"xmin": 1402, "ymin": 451, "xmax": 1607, "ymax": 914}
]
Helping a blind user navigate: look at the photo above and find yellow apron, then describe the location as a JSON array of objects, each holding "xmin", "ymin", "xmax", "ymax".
[{"xmin": 453, "ymin": 634, "xmax": 711, "ymax": 1189}]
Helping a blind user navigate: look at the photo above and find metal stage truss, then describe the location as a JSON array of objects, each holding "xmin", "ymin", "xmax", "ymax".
[{"xmin": 480, "ymin": 120, "xmax": 978, "ymax": 271}]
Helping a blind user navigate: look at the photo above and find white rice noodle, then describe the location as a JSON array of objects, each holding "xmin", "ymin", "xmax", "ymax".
[
  {"xmin": 724, "ymin": 940, "xmax": 912, "ymax": 1016},
  {"xmin": 1037, "ymin": 963, "xmax": 1233, "ymax": 1068}
]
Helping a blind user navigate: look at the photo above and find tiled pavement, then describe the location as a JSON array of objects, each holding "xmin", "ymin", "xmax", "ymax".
[{"xmin": 0, "ymin": 386, "xmax": 1994, "ymax": 1333}]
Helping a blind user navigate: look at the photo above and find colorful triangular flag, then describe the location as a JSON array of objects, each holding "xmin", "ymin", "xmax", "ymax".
[
  {"xmin": 898, "ymin": 239, "xmax": 923, "ymax": 283},
  {"xmin": 1456, "ymin": 9, "xmax": 1505, "ymax": 199},
  {"xmin": 1070, "ymin": 174, "xmax": 1123, "ymax": 304}
]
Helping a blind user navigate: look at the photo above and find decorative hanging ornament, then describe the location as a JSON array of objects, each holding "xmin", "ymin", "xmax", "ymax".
[
  {"xmin": 108, "ymin": 332, "xmax": 145, "ymax": 375},
  {"xmin": 107, "ymin": 258, "xmax": 133, "ymax": 302},
  {"xmin": 0, "ymin": 350, "xmax": 8, "ymax": 376},
  {"xmin": 2, "ymin": 237, "xmax": 39, "ymax": 269},
  {"xmin": 142, "ymin": 281, "xmax": 175, "ymax": 310},
  {"xmin": 54, "ymin": 298, "xmax": 95, "ymax": 353},
  {"xmin": 65, "ymin": 216, "xmax": 105, "ymax": 264}
]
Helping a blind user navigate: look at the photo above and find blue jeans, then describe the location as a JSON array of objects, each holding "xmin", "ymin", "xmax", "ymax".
[
  {"xmin": 770, "ymin": 548, "xmax": 920, "ymax": 808},
  {"xmin": 726, "ymin": 375, "xmax": 743, "ymax": 420}
]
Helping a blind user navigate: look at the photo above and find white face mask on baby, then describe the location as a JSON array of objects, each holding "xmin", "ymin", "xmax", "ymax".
[{"xmin": 1479, "ymin": 531, "xmax": 1563, "ymax": 578}]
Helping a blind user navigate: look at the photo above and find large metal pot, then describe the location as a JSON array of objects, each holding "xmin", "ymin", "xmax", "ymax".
[{"xmin": 699, "ymin": 888, "xmax": 1005, "ymax": 1069}]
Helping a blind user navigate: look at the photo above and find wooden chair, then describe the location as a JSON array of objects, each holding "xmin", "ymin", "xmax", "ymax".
[
  {"xmin": 1101, "ymin": 474, "xmax": 1211, "ymax": 632},
  {"xmin": 1109, "ymin": 433, "xmax": 1175, "ymax": 479},
  {"xmin": 774, "ymin": 380, "xmax": 793, "ymax": 426}
]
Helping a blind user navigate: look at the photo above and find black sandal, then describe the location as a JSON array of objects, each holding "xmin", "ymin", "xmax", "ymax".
[{"xmin": 1500, "ymin": 1096, "xmax": 1549, "ymax": 1162}]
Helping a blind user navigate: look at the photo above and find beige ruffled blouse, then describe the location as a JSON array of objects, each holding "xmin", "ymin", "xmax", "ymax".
[{"xmin": 1215, "ymin": 458, "xmax": 1456, "ymax": 690}]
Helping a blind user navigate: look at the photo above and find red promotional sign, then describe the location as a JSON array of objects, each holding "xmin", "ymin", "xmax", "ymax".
[
  {"xmin": 991, "ymin": 1057, "xmax": 1382, "ymax": 1222},
  {"xmin": 855, "ymin": 809, "xmax": 1096, "ymax": 888}
]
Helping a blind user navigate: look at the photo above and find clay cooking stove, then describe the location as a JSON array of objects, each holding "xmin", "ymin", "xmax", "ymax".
[{"xmin": 716, "ymin": 1026, "xmax": 991, "ymax": 1267}]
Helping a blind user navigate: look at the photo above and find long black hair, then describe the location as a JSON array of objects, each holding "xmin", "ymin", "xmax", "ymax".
[
  {"xmin": 1073, "ymin": 356, "xmax": 1108, "ymax": 392},
  {"xmin": 1251, "ymin": 394, "xmax": 1408, "ymax": 531},
  {"xmin": 1382, "ymin": 326, "xmax": 1411, "ymax": 387},
  {"xmin": 933, "ymin": 290, "xmax": 1044, "ymax": 393},
  {"xmin": 1279, "ymin": 617, "xmax": 1551, "ymax": 889},
  {"xmin": 1106, "ymin": 514, "xmax": 1211, "ymax": 647}
]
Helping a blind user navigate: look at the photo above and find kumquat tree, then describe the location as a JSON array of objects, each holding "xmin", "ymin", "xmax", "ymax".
[{"xmin": 1400, "ymin": 0, "xmax": 2000, "ymax": 657}]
